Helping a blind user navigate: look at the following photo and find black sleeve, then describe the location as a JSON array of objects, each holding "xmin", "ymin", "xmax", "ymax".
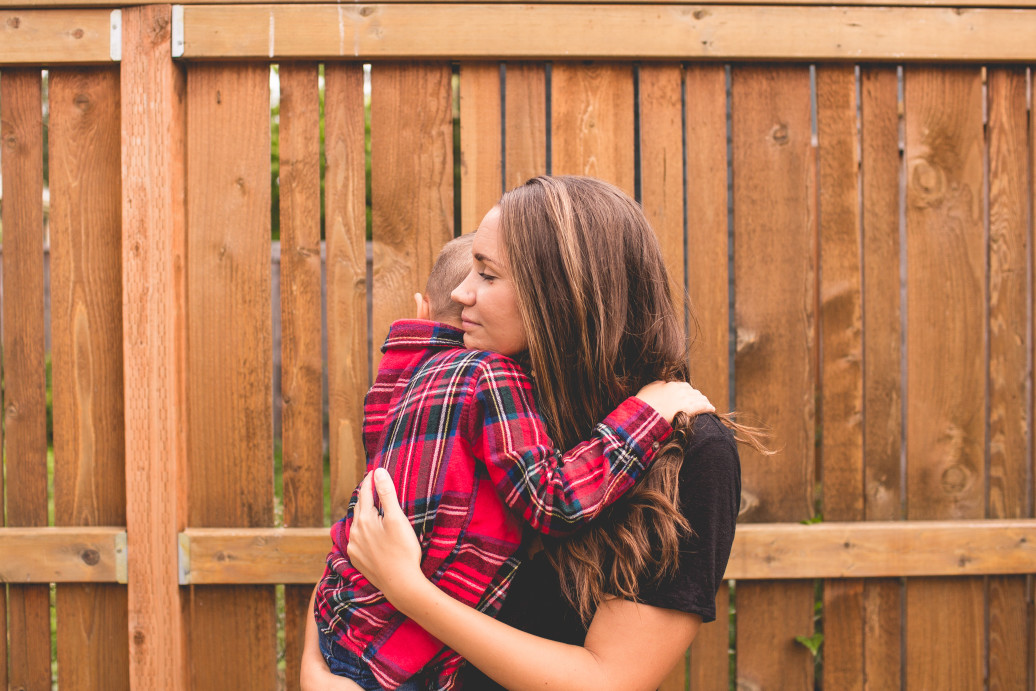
[{"xmin": 635, "ymin": 414, "xmax": 741, "ymax": 623}]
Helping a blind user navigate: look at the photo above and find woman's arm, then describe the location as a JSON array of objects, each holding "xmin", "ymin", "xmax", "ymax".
[{"xmin": 347, "ymin": 469, "xmax": 701, "ymax": 691}]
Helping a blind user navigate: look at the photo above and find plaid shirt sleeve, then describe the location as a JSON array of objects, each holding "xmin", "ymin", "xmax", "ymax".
[{"xmin": 469, "ymin": 355, "xmax": 673, "ymax": 535}]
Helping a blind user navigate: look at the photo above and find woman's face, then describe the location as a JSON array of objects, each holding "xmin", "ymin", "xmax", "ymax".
[{"xmin": 450, "ymin": 207, "xmax": 528, "ymax": 356}]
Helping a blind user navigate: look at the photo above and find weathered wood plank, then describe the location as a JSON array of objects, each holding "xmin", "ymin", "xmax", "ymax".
[
  {"xmin": 324, "ymin": 62, "xmax": 369, "ymax": 520},
  {"xmin": 0, "ymin": 66, "xmax": 53, "ymax": 691},
  {"xmin": 985, "ymin": 65, "xmax": 1030, "ymax": 691},
  {"xmin": 49, "ymin": 65, "xmax": 129, "ymax": 691},
  {"xmin": 859, "ymin": 63, "xmax": 904, "ymax": 689},
  {"xmin": 370, "ymin": 62, "xmax": 454, "ymax": 370},
  {"xmin": 176, "ymin": 520, "xmax": 1036, "ymax": 583},
  {"xmin": 903, "ymin": 65, "xmax": 985, "ymax": 690},
  {"xmin": 179, "ymin": 4, "xmax": 1036, "ymax": 61},
  {"xmin": 551, "ymin": 62, "xmax": 635, "ymax": 195},
  {"xmin": 460, "ymin": 61, "xmax": 502, "ymax": 232},
  {"xmin": 186, "ymin": 62, "xmax": 276, "ymax": 690},
  {"xmin": 816, "ymin": 63, "xmax": 864, "ymax": 690},
  {"xmin": 277, "ymin": 61, "xmax": 325, "ymax": 691},
  {"xmin": 504, "ymin": 62, "xmax": 546, "ymax": 188},
  {"xmin": 120, "ymin": 6, "xmax": 190, "ymax": 687},
  {"xmin": 21, "ymin": 0, "xmax": 1036, "ymax": 8},
  {"xmin": 0, "ymin": 9, "xmax": 112, "ymax": 65},
  {"xmin": 731, "ymin": 64, "xmax": 816, "ymax": 689},
  {"xmin": 0, "ymin": 527, "xmax": 125, "ymax": 583}
]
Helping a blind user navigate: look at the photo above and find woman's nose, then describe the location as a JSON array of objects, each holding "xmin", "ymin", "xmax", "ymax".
[{"xmin": 451, "ymin": 271, "xmax": 476, "ymax": 306}]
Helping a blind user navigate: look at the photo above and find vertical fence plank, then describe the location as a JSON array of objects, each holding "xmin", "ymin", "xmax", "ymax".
[
  {"xmin": 49, "ymin": 65, "xmax": 129, "ymax": 691},
  {"xmin": 370, "ymin": 62, "xmax": 454, "ymax": 369},
  {"xmin": 121, "ymin": 6, "xmax": 190, "ymax": 687},
  {"xmin": 731, "ymin": 64, "xmax": 816, "ymax": 690},
  {"xmin": 324, "ymin": 62, "xmax": 368, "ymax": 520},
  {"xmin": 504, "ymin": 62, "xmax": 547, "ymax": 189},
  {"xmin": 639, "ymin": 62, "xmax": 687, "ymax": 691},
  {"xmin": 278, "ymin": 61, "xmax": 325, "ymax": 691},
  {"xmin": 186, "ymin": 62, "xmax": 276, "ymax": 690},
  {"xmin": 904, "ymin": 65, "xmax": 985, "ymax": 689},
  {"xmin": 460, "ymin": 61, "xmax": 502, "ymax": 233},
  {"xmin": 551, "ymin": 62, "xmax": 635, "ymax": 196},
  {"xmin": 816, "ymin": 64, "xmax": 864, "ymax": 691},
  {"xmin": 986, "ymin": 65, "xmax": 1030, "ymax": 691},
  {"xmin": 684, "ymin": 63, "xmax": 732, "ymax": 691},
  {"xmin": 0, "ymin": 67, "xmax": 52, "ymax": 691},
  {"xmin": 859, "ymin": 64, "xmax": 904, "ymax": 689}
]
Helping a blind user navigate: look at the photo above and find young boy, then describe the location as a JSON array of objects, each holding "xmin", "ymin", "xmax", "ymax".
[{"xmin": 314, "ymin": 234, "xmax": 678, "ymax": 690}]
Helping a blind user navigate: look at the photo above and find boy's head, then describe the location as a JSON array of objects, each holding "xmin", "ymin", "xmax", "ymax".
[{"xmin": 422, "ymin": 233, "xmax": 474, "ymax": 327}]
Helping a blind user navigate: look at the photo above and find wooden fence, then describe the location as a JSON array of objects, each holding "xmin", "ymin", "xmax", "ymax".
[{"xmin": 2, "ymin": 2, "xmax": 1035, "ymax": 689}]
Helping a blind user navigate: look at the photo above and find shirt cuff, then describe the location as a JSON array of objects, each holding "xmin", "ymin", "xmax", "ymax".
[{"xmin": 601, "ymin": 397, "xmax": 673, "ymax": 463}]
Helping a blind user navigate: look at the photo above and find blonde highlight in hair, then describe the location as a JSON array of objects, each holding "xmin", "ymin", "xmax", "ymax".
[{"xmin": 499, "ymin": 176, "xmax": 767, "ymax": 623}]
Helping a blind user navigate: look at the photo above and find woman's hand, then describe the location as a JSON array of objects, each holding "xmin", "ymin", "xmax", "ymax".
[
  {"xmin": 299, "ymin": 584, "xmax": 365, "ymax": 691},
  {"xmin": 347, "ymin": 468, "xmax": 424, "ymax": 600},
  {"xmin": 634, "ymin": 381, "xmax": 715, "ymax": 424}
]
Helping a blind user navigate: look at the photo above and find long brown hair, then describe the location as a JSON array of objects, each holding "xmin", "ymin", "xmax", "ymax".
[{"xmin": 499, "ymin": 176, "xmax": 761, "ymax": 623}]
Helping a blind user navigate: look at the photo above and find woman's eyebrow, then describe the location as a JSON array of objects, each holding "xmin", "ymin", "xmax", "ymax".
[{"xmin": 473, "ymin": 251, "xmax": 501, "ymax": 268}]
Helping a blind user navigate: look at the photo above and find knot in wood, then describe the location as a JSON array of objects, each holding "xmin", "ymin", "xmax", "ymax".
[
  {"xmin": 81, "ymin": 548, "xmax": 101, "ymax": 566},
  {"xmin": 74, "ymin": 93, "xmax": 91, "ymax": 111},
  {"xmin": 133, "ymin": 629, "xmax": 146, "ymax": 646},
  {"xmin": 72, "ymin": 28, "xmax": 85, "ymax": 39},
  {"xmin": 770, "ymin": 123, "xmax": 789, "ymax": 145},
  {"xmin": 359, "ymin": 6, "xmax": 376, "ymax": 16},
  {"xmin": 940, "ymin": 463, "xmax": 971, "ymax": 494},
  {"xmin": 7, "ymin": 16, "xmax": 20, "ymax": 28},
  {"xmin": 692, "ymin": 8, "xmax": 710, "ymax": 19},
  {"xmin": 909, "ymin": 159, "xmax": 945, "ymax": 207}
]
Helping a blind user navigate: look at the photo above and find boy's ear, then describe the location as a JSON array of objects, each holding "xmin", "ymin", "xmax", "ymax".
[{"xmin": 414, "ymin": 292, "xmax": 431, "ymax": 321}]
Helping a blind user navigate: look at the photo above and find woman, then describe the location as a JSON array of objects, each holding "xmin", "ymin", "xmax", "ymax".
[{"xmin": 304, "ymin": 175, "xmax": 743, "ymax": 690}]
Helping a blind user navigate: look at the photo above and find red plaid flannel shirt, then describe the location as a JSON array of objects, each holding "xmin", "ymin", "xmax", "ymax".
[{"xmin": 315, "ymin": 320, "xmax": 671, "ymax": 690}]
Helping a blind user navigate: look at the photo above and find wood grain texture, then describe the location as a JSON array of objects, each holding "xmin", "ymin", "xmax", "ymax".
[
  {"xmin": 0, "ymin": 9, "xmax": 112, "ymax": 64},
  {"xmin": 816, "ymin": 63, "xmax": 864, "ymax": 690},
  {"xmin": 0, "ymin": 527, "xmax": 124, "ymax": 583},
  {"xmin": 688, "ymin": 581, "xmax": 730, "ymax": 690},
  {"xmin": 731, "ymin": 64, "xmax": 815, "ymax": 689},
  {"xmin": 459, "ymin": 61, "xmax": 502, "ymax": 233},
  {"xmin": 120, "ymin": 6, "xmax": 190, "ymax": 687},
  {"xmin": 370, "ymin": 62, "xmax": 454, "ymax": 369},
  {"xmin": 25, "ymin": 0, "xmax": 1036, "ymax": 8},
  {"xmin": 186, "ymin": 62, "xmax": 276, "ymax": 690},
  {"xmin": 985, "ymin": 64, "xmax": 1030, "ymax": 691},
  {"xmin": 639, "ymin": 63, "xmax": 685, "ymax": 326},
  {"xmin": 504, "ymin": 62, "xmax": 546, "ymax": 189},
  {"xmin": 49, "ymin": 65, "xmax": 129, "ymax": 691},
  {"xmin": 324, "ymin": 62, "xmax": 369, "ymax": 521},
  {"xmin": 277, "ymin": 61, "xmax": 325, "ymax": 691},
  {"xmin": 903, "ymin": 65, "xmax": 985, "ymax": 689},
  {"xmin": 684, "ymin": 64, "xmax": 730, "ymax": 414},
  {"xmin": 859, "ymin": 64, "xmax": 904, "ymax": 690},
  {"xmin": 1, "ymin": 66, "xmax": 53, "ymax": 691},
  {"xmin": 551, "ymin": 62, "xmax": 635, "ymax": 196},
  {"xmin": 180, "ymin": 4, "xmax": 1036, "ymax": 61}
]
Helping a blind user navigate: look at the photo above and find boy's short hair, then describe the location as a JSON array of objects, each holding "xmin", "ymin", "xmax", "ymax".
[{"xmin": 426, "ymin": 233, "xmax": 474, "ymax": 322}]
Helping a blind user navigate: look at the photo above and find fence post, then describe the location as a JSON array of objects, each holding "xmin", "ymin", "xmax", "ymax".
[{"xmin": 121, "ymin": 5, "xmax": 189, "ymax": 689}]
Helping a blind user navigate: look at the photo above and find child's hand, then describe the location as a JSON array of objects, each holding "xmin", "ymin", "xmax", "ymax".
[
  {"xmin": 347, "ymin": 469, "xmax": 423, "ymax": 600},
  {"xmin": 634, "ymin": 381, "xmax": 715, "ymax": 424}
]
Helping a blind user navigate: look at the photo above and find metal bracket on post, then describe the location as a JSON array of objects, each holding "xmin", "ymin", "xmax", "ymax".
[
  {"xmin": 114, "ymin": 531, "xmax": 128, "ymax": 584},
  {"xmin": 178, "ymin": 532, "xmax": 191, "ymax": 585},
  {"xmin": 109, "ymin": 9, "xmax": 122, "ymax": 61},
  {"xmin": 171, "ymin": 5, "xmax": 185, "ymax": 58}
]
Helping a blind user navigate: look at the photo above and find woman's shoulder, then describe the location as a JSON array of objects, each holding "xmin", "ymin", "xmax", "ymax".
[
  {"xmin": 679, "ymin": 414, "xmax": 741, "ymax": 498},
  {"xmin": 687, "ymin": 413, "xmax": 739, "ymax": 456}
]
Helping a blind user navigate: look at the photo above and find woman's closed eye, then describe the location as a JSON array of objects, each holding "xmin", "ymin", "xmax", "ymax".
[{"xmin": 478, "ymin": 271, "xmax": 497, "ymax": 283}]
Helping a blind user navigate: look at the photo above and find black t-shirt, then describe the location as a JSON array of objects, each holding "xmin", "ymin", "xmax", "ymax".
[{"xmin": 460, "ymin": 413, "xmax": 741, "ymax": 688}]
